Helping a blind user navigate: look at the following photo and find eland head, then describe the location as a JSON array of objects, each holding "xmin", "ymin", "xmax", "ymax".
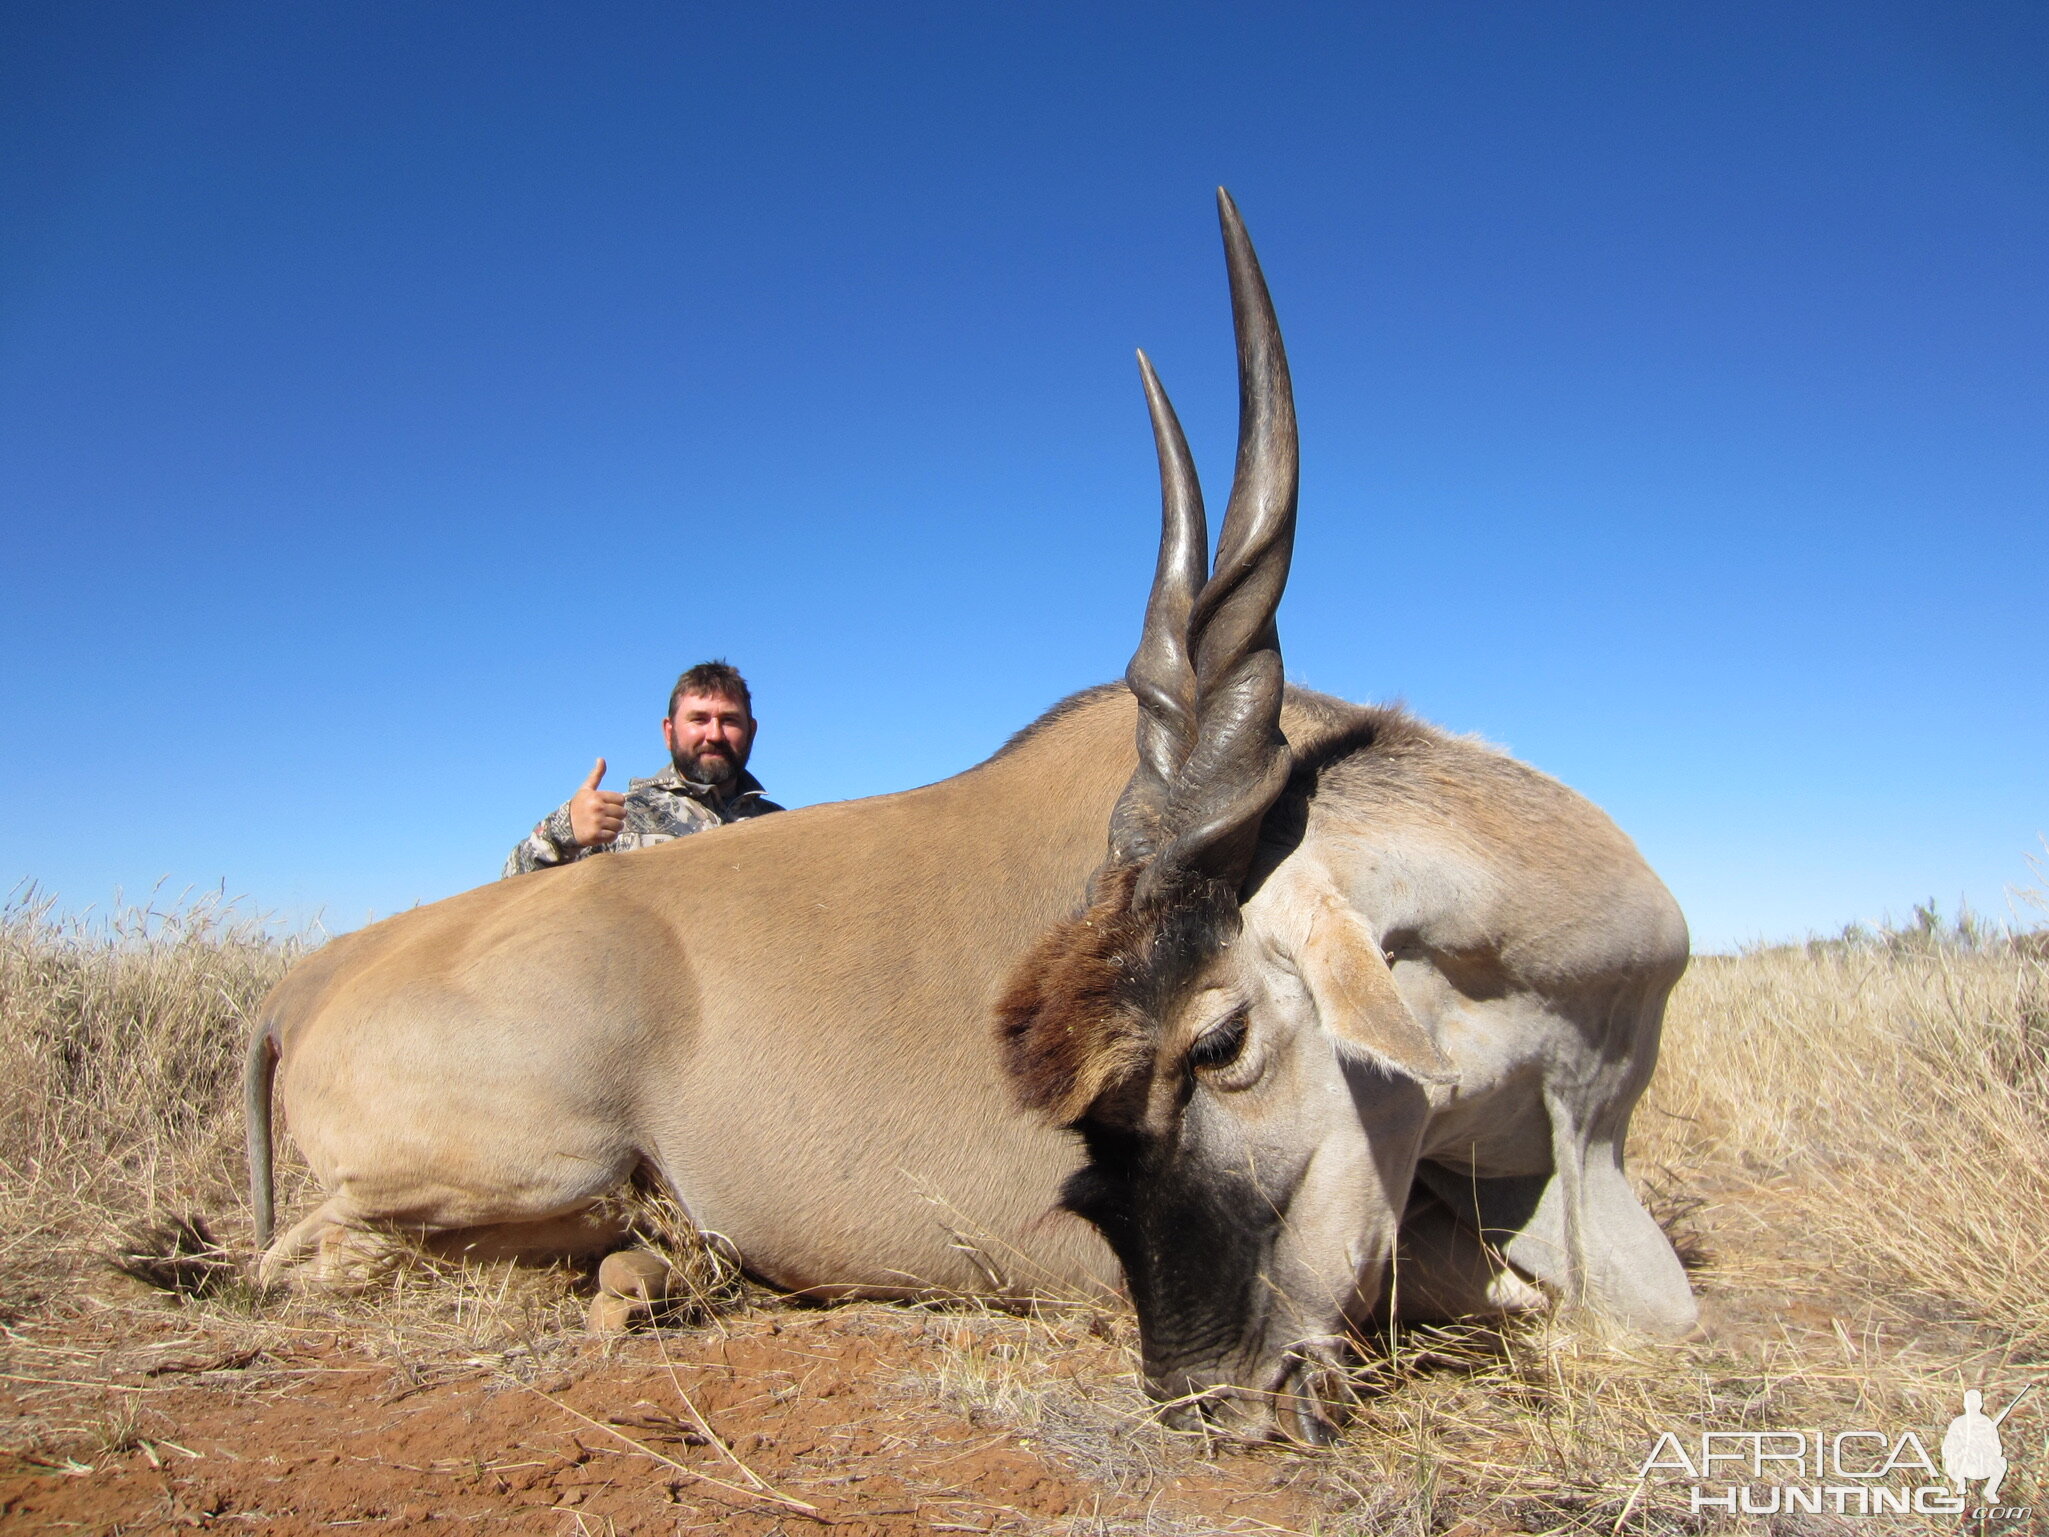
[{"xmin": 997, "ymin": 190, "xmax": 1464, "ymax": 1442}]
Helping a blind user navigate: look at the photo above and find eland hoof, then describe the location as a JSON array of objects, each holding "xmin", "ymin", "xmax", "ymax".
[{"xmin": 588, "ymin": 1248, "xmax": 676, "ymax": 1333}]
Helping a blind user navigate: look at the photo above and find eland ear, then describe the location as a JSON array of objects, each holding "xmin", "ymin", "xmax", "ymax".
[{"xmin": 1299, "ymin": 888, "xmax": 1457, "ymax": 1085}]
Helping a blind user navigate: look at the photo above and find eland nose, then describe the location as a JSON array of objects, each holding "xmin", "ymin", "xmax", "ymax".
[{"xmin": 1146, "ymin": 1358, "xmax": 1349, "ymax": 1446}]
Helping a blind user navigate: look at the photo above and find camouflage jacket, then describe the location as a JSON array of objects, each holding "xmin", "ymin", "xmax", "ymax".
[{"xmin": 502, "ymin": 764, "xmax": 783, "ymax": 877}]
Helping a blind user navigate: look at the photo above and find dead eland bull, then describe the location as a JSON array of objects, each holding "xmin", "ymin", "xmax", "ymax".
[{"xmin": 245, "ymin": 192, "xmax": 1695, "ymax": 1443}]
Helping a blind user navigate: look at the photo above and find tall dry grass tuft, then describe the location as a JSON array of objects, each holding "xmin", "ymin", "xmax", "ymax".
[
  {"xmin": 1641, "ymin": 935, "xmax": 2049, "ymax": 1354},
  {"xmin": 0, "ymin": 885, "xmax": 303, "ymax": 1309}
]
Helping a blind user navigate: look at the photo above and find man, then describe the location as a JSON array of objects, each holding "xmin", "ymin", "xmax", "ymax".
[{"xmin": 503, "ymin": 660, "xmax": 783, "ymax": 877}]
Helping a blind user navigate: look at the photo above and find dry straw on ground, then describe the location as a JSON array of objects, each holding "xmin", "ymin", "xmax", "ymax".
[{"xmin": 0, "ymin": 880, "xmax": 2043, "ymax": 1533}]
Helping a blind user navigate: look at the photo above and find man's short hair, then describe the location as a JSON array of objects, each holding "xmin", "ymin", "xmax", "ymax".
[{"xmin": 668, "ymin": 660, "xmax": 753, "ymax": 718}]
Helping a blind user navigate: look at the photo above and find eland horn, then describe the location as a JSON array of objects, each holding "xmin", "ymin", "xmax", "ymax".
[{"xmin": 1110, "ymin": 188, "xmax": 1299, "ymax": 899}]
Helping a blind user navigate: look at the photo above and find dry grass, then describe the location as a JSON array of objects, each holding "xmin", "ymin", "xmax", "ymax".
[
  {"xmin": 1644, "ymin": 938, "xmax": 2049, "ymax": 1355},
  {"xmin": 0, "ymin": 885, "xmax": 302, "ymax": 1311},
  {"xmin": 0, "ymin": 884, "xmax": 2044, "ymax": 1533}
]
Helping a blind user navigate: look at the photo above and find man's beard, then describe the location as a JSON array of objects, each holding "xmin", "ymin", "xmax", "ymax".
[{"xmin": 673, "ymin": 740, "xmax": 745, "ymax": 787}]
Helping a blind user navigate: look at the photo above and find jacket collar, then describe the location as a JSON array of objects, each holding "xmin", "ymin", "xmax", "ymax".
[{"xmin": 647, "ymin": 762, "xmax": 767, "ymax": 806}]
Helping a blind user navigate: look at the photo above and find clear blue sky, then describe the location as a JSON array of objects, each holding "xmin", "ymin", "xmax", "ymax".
[{"xmin": 4, "ymin": 2, "xmax": 2044, "ymax": 950}]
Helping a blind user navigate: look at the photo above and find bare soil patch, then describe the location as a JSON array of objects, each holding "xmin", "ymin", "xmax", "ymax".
[{"xmin": 0, "ymin": 1289, "xmax": 1348, "ymax": 1535}]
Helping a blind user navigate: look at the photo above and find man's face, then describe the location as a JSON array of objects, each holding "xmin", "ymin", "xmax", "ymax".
[{"xmin": 662, "ymin": 691, "xmax": 755, "ymax": 786}]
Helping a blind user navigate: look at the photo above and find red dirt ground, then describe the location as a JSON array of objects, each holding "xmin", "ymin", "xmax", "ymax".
[{"xmin": 0, "ymin": 1292, "xmax": 1346, "ymax": 1536}]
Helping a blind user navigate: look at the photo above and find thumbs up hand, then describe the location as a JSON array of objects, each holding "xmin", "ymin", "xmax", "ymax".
[{"xmin": 569, "ymin": 758, "xmax": 628, "ymax": 848}]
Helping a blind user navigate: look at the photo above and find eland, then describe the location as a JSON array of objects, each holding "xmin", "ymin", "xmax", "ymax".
[{"xmin": 245, "ymin": 191, "xmax": 1695, "ymax": 1442}]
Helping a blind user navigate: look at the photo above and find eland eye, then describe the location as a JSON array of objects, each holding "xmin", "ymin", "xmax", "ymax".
[{"xmin": 1188, "ymin": 1012, "xmax": 1249, "ymax": 1073}]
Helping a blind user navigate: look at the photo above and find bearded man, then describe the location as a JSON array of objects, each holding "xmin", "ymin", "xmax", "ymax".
[{"xmin": 502, "ymin": 660, "xmax": 783, "ymax": 877}]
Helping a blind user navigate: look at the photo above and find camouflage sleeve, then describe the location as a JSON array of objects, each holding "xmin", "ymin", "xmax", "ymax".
[{"xmin": 501, "ymin": 803, "xmax": 587, "ymax": 878}]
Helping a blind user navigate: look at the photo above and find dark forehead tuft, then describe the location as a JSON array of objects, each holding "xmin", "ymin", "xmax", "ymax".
[{"xmin": 993, "ymin": 866, "xmax": 1240, "ymax": 1126}]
